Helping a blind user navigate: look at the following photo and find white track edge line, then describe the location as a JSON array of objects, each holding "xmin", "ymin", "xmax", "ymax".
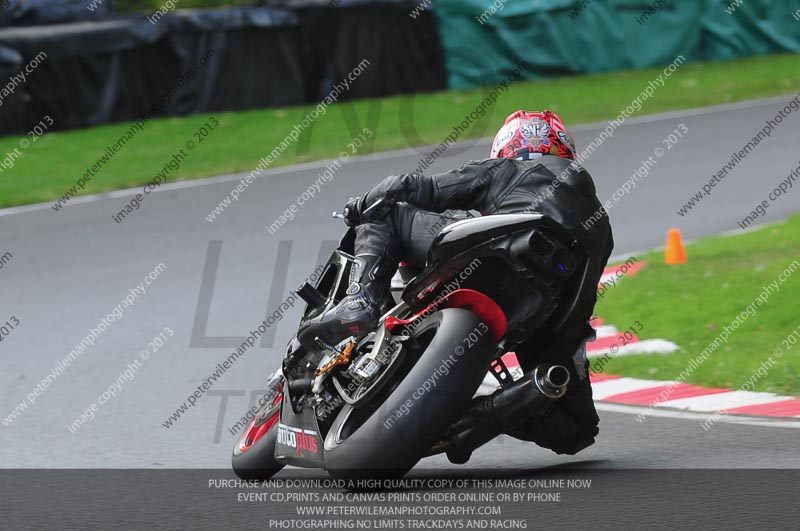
[{"xmin": 596, "ymin": 402, "xmax": 800, "ymax": 429}]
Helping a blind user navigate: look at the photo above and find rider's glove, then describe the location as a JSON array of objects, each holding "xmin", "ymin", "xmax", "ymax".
[
  {"xmin": 343, "ymin": 194, "xmax": 398, "ymax": 227},
  {"xmin": 343, "ymin": 196, "xmax": 366, "ymax": 227}
]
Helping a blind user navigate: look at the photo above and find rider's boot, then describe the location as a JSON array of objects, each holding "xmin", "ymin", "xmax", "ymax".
[{"xmin": 298, "ymin": 223, "xmax": 397, "ymax": 348}]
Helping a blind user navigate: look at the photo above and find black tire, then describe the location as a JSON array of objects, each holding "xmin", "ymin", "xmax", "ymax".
[
  {"xmin": 231, "ymin": 396, "xmax": 285, "ymax": 480},
  {"xmin": 323, "ymin": 308, "xmax": 495, "ymax": 479}
]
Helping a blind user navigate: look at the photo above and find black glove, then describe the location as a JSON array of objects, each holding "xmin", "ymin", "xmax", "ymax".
[
  {"xmin": 343, "ymin": 195, "xmax": 397, "ymax": 227},
  {"xmin": 343, "ymin": 196, "xmax": 366, "ymax": 227}
]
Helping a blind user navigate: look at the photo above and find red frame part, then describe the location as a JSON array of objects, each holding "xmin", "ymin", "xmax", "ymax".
[{"xmin": 385, "ymin": 288, "xmax": 507, "ymax": 342}]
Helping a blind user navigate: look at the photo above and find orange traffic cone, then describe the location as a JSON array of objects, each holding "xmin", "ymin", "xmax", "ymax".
[{"xmin": 665, "ymin": 229, "xmax": 687, "ymax": 265}]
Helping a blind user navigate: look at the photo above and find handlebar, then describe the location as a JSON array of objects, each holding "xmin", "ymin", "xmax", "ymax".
[{"xmin": 332, "ymin": 197, "xmax": 390, "ymax": 222}]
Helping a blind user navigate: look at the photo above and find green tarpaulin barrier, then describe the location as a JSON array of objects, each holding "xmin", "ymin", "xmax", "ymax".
[{"xmin": 434, "ymin": 0, "xmax": 800, "ymax": 89}]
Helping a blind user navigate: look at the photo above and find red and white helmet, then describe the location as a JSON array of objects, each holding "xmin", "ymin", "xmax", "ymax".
[{"xmin": 490, "ymin": 110, "xmax": 577, "ymax": 161}]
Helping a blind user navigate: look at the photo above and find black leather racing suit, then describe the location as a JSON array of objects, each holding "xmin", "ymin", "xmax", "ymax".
[{"xmin": 355, "ymin": 155, "xmax": 614, "ymax": 455}]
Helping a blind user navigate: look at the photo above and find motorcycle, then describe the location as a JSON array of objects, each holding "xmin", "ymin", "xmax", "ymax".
[{"xmin": 231, "ymin": 211, "xmax": 590, "ymax": 480}]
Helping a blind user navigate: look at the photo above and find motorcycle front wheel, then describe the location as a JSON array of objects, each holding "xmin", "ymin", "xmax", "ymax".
[{"xmin": 231, "ymin": 387, "xmax": 285, "ymax": 480}]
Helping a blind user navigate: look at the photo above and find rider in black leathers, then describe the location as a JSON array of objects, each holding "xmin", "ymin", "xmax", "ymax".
[{"xmin": 299, "ymin": 110, "xmax": 614, "ymax": 456}]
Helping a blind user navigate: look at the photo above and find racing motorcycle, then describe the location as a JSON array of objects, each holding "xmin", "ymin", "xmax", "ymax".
[{"xmin": 231, "ymin": 211, "xmax": 589, "ymax": 480}]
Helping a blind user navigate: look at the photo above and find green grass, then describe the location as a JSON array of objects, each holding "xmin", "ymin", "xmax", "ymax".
[
  {"xmin": 2, "ymin": 53, "xmax": 800, "ymax": 208},
  {"xmin": 594, "ymin": 214, "xmax": 800, "ymax": 396}
]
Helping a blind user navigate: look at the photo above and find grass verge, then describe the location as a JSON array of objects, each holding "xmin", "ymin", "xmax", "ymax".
[
  {"xmin": 593, "ymin": 214, "xmax": 800, "ymax": 396},
  {"xmin": 2, "ymin": 53, "xmax": 800, "ymax": 208}
]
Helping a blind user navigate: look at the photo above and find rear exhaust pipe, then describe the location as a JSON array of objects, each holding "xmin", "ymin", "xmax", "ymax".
[
  {"xmin": 474, "ymin": 363, "xmax": 570, "ymax": 424},
  {"xmin": 536, "ymin": 364, "xmax": 570, "ymax": 399},
  {"xmin": 442, "ymin": 364, "xmax": 571, "ymax": 459}
]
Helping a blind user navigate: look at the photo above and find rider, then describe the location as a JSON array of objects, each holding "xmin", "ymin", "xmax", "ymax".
[{"xmin": 299, "ymin": 110, "xmax": 614, "ymax": 456}]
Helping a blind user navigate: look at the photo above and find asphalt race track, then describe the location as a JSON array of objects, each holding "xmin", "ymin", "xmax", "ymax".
[{"xmin": 2, "ymin": 97, "xmax": 799, "ymax": 479}]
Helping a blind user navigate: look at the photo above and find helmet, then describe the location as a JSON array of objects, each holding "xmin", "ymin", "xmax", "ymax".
[{"xmin": 490, "ymin": 110, "xmax": 577, "ymax": 161}]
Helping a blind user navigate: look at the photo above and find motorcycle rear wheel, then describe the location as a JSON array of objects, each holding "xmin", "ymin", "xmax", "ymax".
[{"xmin": 323, "ymin": 308, "xmax": 495, "ymax": 480}]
